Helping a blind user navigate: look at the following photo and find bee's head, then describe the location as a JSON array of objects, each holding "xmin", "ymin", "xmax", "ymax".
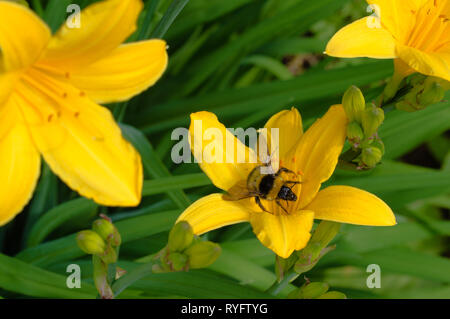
[{"xmin": 278, "ymin": 186, "xmax": 297, "ymax": 201}]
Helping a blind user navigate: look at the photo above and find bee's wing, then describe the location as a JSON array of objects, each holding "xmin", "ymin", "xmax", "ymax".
[
  {"xmin": 257, "ymin": 128, "xmax": 279, "ymax": 174},
  {"xmin": 223, "ymin": 180, "xmax": 255, "ymax": 201}
]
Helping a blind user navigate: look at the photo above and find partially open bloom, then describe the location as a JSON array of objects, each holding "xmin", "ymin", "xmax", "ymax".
[
  {"xmin": 177, "ymin": 106, "xmax": 396, "ymax": 258},
  {"xmin": 0, "ymin": 0, "xmax": 168, "ymax": 225},
  {"xmin": 325, "ymin": 0, "xmax": 450, "ymax": 83}
]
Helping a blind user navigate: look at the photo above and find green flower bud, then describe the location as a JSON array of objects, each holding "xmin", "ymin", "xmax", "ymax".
[
  {"xmin": 342, "ymin": 86, "xmax": 365, "ymax": 122},
  {"xmin": 185, "ymin": 241, "xmax": 221, "ymax": 269},
  {"xmin": 347, "ymin": 121, "xmax": 364, "ymax": 146},
  {"xmin": 361, "ymin": 146, "xmax": 383, "ymax": 168},
  {"xmin": 99, "ymin": 244, "xmax": 118, "ymax": 264},
  {"xmin": 168, "ymin": 221, "xmax": 194, "ymax": 252},
  {"xmin": 289, "ymin": 282, "xmax": 330, "ymax": 299},
  {"xmin": 317, "ymin": 291, "xmax": 347, "ymax": 299},
  {"xmin": 167, "ymin": 252, "xmax": 189, "ymax": 271},
  {"xmin": 396, "ymin": 100, "xmax": 418, "ymax": 112},
  {"xmin": 362, "ymin": 104, "xmax": 384, "ymax": 138},
  {"xmin": 76, "ymin": 230, "xmax": 106, "ymax": 255},
  {"xmin": 310, "ymin": 221, "xmax": 341, "ymax": 252},
  {"xmin": 92, "ymin": 218, "xmax": 121, "ymax": 246},
  {"xmin": 370, "ymin": 138, "xmax": 385, "ymax": 155},
  {"xmin": 409, "ymin": 73, "xmax": 426, "ymax": 86},
  {"xmin": 417, "ymin": 78, "xmax": 445, "ymax": 106}
]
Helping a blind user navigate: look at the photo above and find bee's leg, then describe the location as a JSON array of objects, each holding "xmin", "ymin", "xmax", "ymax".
[
  {"xmin": 276, "ymin": 199, "xmax": 289, "ymax": 214},
  {"xmin": 255, "ymin": 197, "xmax": 272, "ymax": 214}
]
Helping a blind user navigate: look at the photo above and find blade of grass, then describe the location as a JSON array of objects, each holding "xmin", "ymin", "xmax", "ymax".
[{"xmin": 151, "ymin": 0, "xmax": 190, "ymax": 38}]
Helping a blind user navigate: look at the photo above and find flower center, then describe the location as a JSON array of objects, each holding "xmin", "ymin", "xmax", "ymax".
[{"xmin": 405, "ymin": 0, "xmax": 450, "ymax": 52}]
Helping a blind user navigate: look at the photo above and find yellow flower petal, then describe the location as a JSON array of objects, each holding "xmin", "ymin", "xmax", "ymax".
[
  {"xmin": 0, "ymin": 1, "xmax": 50, "ymax": 70},
  {"xmin": 0, "ymin": 108, "xmax": 40, "ymax": 226},
  {"xmin": 366, "ymin": 0, "xmax": 422, "ymax": 43},
  {"xmin": 41, "ymin": 0, "xmax": 143, "ymax": 69},
  {"xmin": 15, "ymin": 71, "xmax": 142, "ymax": 207},
  {"xmin": 176, "ymin": 193, "xmax": 251, "ymax": 235},
  {"xmin": 264, "ymin": 107, "xmax": 303, "ymax": 161},
  {"xmin": 325, "ymin": 17, "xmax": 396, "ymax": 59},
  {"xmin": 69, "ymin": 40, "xmax": 168, "ymax": 104},
  {"xmin": 291, "ymin": 105, "xmax": 348, "ymax": 209},
  {"xmin": 396, "ymin": 44, "xmax": 450, "ymax": 82},
  {"xmin": 306, "ymin": 185, "xmax": 396, "ymax": 226},
  {"xmin": 189, "ymin": 111, "xmax": 258, "ymax": 192},
  {"xmin": 249, "ymin": 210, "xmax": 314, "ymax": 258}
]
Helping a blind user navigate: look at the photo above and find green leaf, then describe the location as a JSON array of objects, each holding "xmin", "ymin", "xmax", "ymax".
[
  {"xmin": 0, "ymin": 253, "xmax": 96, "ymax": 298},
  {"xmin": 17, "ymin": 210, "xmax": 180, "ymax": 267},
  {"xmin": 26, "ymin": 198, "xmax": 98, "ymax": 248},
  {"xmin": 151, "ymin": 0, "xmax": 190, "ymax": 38},
  {"xmin": 380, "ymin": 96, "xmax": 450, "ymax": 160},
  {"xmin": 44, "ymin": 0, "xmax": 72, "ymax": 33},
  {"xmin": 142, "ymin": 174, "xmax": 211, "ymax": 196},
  {"xmin": 136, "ymin": 61, "xmax": 392, "ymax": 134},
  {"xmin": 121, "ymin": 124, "xmax": 192, "ymax": 208}
]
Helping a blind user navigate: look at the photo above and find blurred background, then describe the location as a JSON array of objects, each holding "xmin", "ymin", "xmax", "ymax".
[{"xmin": 1, "ymin": 0, "xmax": 449, "ymax": 299}]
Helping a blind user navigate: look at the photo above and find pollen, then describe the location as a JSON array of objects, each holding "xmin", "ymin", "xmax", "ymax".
[
  {"xmin": 79, "ymin": 91, "xmax": 86, "ymax": 97},
  {"xmin": 48, "ymin": 114, "xmax": 53, "ymax": 122},
  {"xmin": 74, "ymin": 112, "xmax": 80, "ymax": 118},
  {"xmin": 62, "ymin": 92, "xmax": 68, "ymax": 98},
  {"xmin": 64, "ymin": 72, "xmax": 70, "ymax": 79}
]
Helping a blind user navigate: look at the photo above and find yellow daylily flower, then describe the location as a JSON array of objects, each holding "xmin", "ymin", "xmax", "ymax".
[
  {"xmin": 325, "ymin": 0, "xmax": 450, "ymax": 83},
  {"xmin": 177, "ymin": 106, "xmax": 396, "ymax": 258},
  {"xmin": 0, "ymin": 0, "xmax": 168, "ymax": 226}
]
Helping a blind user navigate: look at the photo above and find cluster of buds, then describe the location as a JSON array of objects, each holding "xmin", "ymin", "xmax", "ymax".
[
  {"xmin": 276, "ymin": 221, "xmax": 340, "ymax": 281},
  {"xmin": 342, "ymin": 86, "xmax": 385, "ymax": 169},
  {"xmin": 76, "ymin": 215, "xmax": 122, "ymax": 299},
  {"xmin": 152, "ymin": 221, "xmax": 222, "ymax": 273},
  {"xmin": 288, "ymin": 282, "xmax": 346, "ymax": 299},
  {"xmin": 396, "ymin": 75, "xmax": 447, "ymax": 112},
  {"xmin": 76, "ymin": 215, "xmax": 121, "ymax": 264}
]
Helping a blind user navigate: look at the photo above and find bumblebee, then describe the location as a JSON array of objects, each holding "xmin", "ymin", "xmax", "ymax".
[{"xmin": 224, "ymin": 163, "xmax": 300, "ymax": 214}]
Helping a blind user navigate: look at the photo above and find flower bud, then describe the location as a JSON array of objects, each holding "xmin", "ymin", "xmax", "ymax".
[
  {"xmin": 409, "ymin": 73, "xmax": 426, "ymax": 86},
  {"xmin": 317, "ymin": 291, "xmax": 347, "ymax": 299},
  {"xmin": 185, "ymin": 241, "xmax": 221, "ymax": 269},
  {"xmin": 370, "ymin": 138, "xmax": 385, "ymax": 155},
  {"xmin": 167, "ymin": 252, "xmax": 189, "ymax": 271},
  {"xmin": 288, "ymin": 282, "xmax": 330, "ymax": 299},
  {"xmin": 76, "ymin": 230, "xmax": 106, "ymax": 255},
  {"xmin": 310, "ymin": 221, "xmax": 341, "ymax": 252},
  {"xmin": 342, "ymin": 86, "xmax": 365, "ymax": 122},
  {"xmin": 361, "ymin": 146, "xmax": 383, "ymax": 168},
  {"xmin": 99, "ymin": 244, "xmax": 118, "ymax": 264},
  {"xmin": 92, "ymin": 218, "xmax": 121, "ymax": 247},
  {"xmin": 168, "ymin": 221, "xmax": 194, "ymax": 252},
  {"xmin": 417, "ymin": 79, "xmax": 445, "ymax": 106},
  {"xmin": 362, "ymin": 104, "xmax": 384, "ymax": 138},
  {"xmin": 395, "ymin": 100, "xmax": 418, "ymax": 112},
  {"xmin": 347, "ymin": 121, "xmax": 364, "ymax": 147}
]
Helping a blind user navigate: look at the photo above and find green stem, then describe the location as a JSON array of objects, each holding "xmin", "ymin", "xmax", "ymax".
[
  {"xmin": 111, "ymin": 261, "xmax": 155, "ymax": 298},
  {"xmin": 266, "ymin": 269, "xmax": 299, "ymax": 296}
]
